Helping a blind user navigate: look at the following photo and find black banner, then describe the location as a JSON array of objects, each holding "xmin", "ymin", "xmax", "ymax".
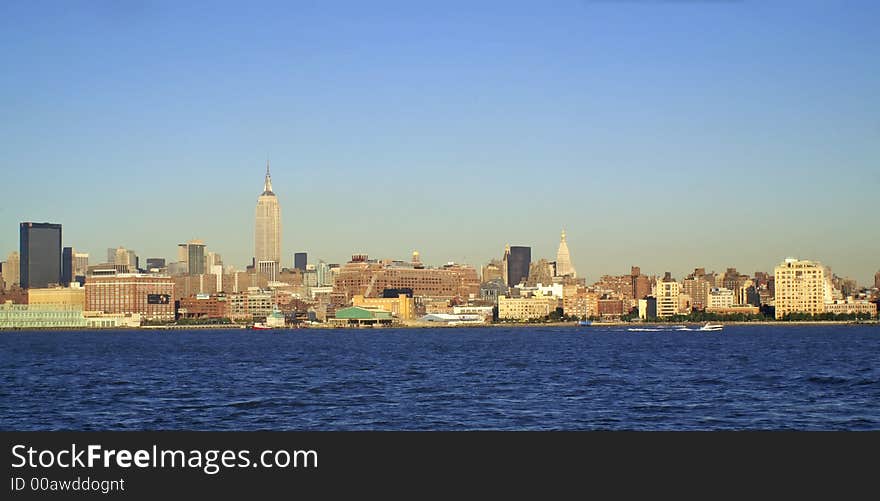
[{"xmin": 2, "ymin": 432, "xmax": 876, "ymax": 498}]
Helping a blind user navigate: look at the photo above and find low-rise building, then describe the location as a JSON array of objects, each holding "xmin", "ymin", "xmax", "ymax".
[
  {"xmin": 352, "ymin": 294, "xmax": 415, "ymax": 320},
  {"xmin": 330, "ymin": 306, "xmax": 393, "ymax": 327},
  {"xmin": 498, "ymin": 293, "xmax": 559, "ymax": 321},
  {"xmin": 824, "ymin": 299, "xmax": 877, "ymax": 317}
]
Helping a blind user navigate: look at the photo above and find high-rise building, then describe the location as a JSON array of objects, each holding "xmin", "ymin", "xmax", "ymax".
[
  {"xmin": 255, "ymin": 161, "xmax": 282, "ymax": 267},
  {"xmin": 555, "ymin": 229, "xmax": 576, "ymax": 278},
  {"xmin": 186, "ymin": 240, "xmax": 206, "ymax": 275},
  {"xmin": 631, "ymin": 266, "xmax": 651, "ymax": 301},
  {"xmin": 4, "ymin": 251, "xmax": 20, "ymax": 288},
  {"xmin": 62, "ymin": 247, "xmax": 74, "ymax": 286},
  {"xmin": 654, "ymin": 272, "xmax": 680, "ymax": 318},
  {"xmin": 20, "ymin": 222, "xmax": 62, "ymax": 289},
  {"xmin": 294, "ymin": 252, "xmax": 307, "ymax": 272},
  {"xmin": 773, "ymin": 258, "xmax": 833, "ymax": 319},
  {"xmin": 74, "ymin": 252, "xmax": 89, "ymax": 278},
  {"xmin": 875, "ymin": 271, "xmax": 880, "ymax": 290},
  {"xmin": 507, "ymin": 246, "xmax": 531, "ymax": 287},
  {"xmin": 146, "ymin": 258, "xmax": 166, "ymax": 271},
  {"xmin": 481, "ymin": 259, "xmax": 504, "ymax": 283},
  {"xmin": 501, "ymin": 245, "xmax": 510, "ymax": 286}
]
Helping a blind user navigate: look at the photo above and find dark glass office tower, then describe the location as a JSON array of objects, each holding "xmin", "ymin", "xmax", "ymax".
[
  {"xmin": 507, "ymin": 246, "xmax": 531, "ymax": 287},
  {"xmin": 61, "ymin": 247, "xmax": 73, "ymax": 286},
  {"xmin": 294, "ymin": 252, "xmax": 307, "ymax": 272},
  {"xmin": 20, "ymin": 222, "xmax": 62, "ymax": 289}
]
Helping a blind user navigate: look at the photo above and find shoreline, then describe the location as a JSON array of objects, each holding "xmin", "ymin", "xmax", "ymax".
[{"xmin": 1, "ymin": 320, "xmax": 878, "ymax": 332}]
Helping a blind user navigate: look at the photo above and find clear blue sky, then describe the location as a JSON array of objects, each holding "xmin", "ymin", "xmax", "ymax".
[{"xmin": 1, "ymin": 1, "xmax": 878, "ymax": 284}]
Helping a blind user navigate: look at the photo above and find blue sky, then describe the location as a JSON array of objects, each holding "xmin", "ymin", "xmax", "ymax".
[{"xmin": 1, "ymin": 1, "xmax": 878, "ymax": 283}]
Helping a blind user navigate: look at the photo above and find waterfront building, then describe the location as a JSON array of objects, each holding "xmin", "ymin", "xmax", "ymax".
[
  {"xmin": 706, "ymin": 305, "xmax": 761, "ymax": 316},
  {"xmin": 294, "ymin": 252, "xmax": 307, "ymax": 272},
  {"xmin": 824, "ymin": 298, "xmax": 877, "ymax": 317},
  {"xmin": 3, "ymin": 251, "xmax": 20, "ymax": 288},
  {"xmin": 352, "ymin": 293, "xmax": 415, "ymax": 320},
  {"xmin": 178, "ymin": 294, "xmax": 229, "ymax": 319},
  {"xmin": 654, "ymin": 272, "xmax": 680, "ymax": 318},
  {"xmin": 452, "ymin": 305, "xmax": 494, "ymax": 321},
  {"xmin": 28, "ymin": 285, "xmax": 85, "ymax": 309},
  {"xmin": 598, "ymin": 298, "xmax": 627, "ymax": 320},
  {"xmin": 506, "ymin": 246, "xmax": 531, "ymax": 287},
  {"xmin": 555, "ymin": 229, "xmax": 577, "ymax": 278},
  {"xmin": 227, "ymin": 288, "xmax": 274, "ymax": 321},
  {"xmin": 85, "ymin": 273, "xmax": 175, "ymax": 322},
  {"xmin": 0, "ymin": 302, "xmax": 87, "ymax": 329},
  {"xmin": 707, "ymin": 287, "xmax": 735, "ymax": 309},
  {"xmin": 773, "ymin": 258, "xmax": 834, "ymax": 319},
  {"xmin": 497, "ymin": 293, "xmax": 559, "ymax": 321},
  {"xmin": 330, "ymin": 306, "xmax": 393, "ymax": 327},
  {"xmin": 255, "ymin": 161, "xmax": 282, "ymax": 268},
  {"xmin": 20, "ymin": 222, "xmax": 62, "ymax": 289}
]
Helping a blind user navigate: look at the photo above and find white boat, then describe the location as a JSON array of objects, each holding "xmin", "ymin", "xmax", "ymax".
[{"xmin": 699, "ymin": 322, "xmax": 723, "ymax": 332}]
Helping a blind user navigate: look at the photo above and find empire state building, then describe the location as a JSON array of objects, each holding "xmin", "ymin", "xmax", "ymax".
[{"xmin": 255, "ymin": 161, "xmax": 282, "ymax": 277}]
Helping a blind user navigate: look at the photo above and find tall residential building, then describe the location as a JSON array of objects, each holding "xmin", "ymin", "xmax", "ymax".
[
  {"xmin": 294, "ymin": 252, "xmax": 307, "ymax": 272},
  {"xmin": 4, "ymin": 251, "xmax": 20, "ymax": 288},
  {"xmin": 501, "ymin": 245, "xmax": 510, "ymax": 286},
  {"xmin": 555, "ymin": 229, "xmax": 576, "ymax": 278},
  {"xmin": 654, "ymin": 272, "xmax": 680, "ymax": 318},
  {"xmin": 255, "ymin": 161, "xmax": 282, "ymax": 267},
  {"xmin": 773, "ymin": 258, "xmax": 833, "ymax": 319},
  {"xmin": 631, "ymin": 266, "xmax": 651, "ymax": 300},
  {"xmin": 20, "ymin": 222, "xmax": 62, "ymax": 289},
  {"xmin": 507, "ymin": 246, "xmax": 531, "ymax": 287}
]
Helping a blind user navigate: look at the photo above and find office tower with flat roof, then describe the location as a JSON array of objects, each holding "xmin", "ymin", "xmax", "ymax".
[
  {"xmin": 62, "ymin": 247, "xmax": 74, "ymax": 286},
  {"xmin": 187, "ymin": 240, "xmax": 206, "ymax": 275},
  {"xmin": 20, "ymin": 222, "xmax": 62, "ymax": 289},
  {"xmin": 74, "ymin": 252, "xmax": 89, "ymax": 277},
  {"xmin": 507, "ymin": 246, "xmax": 531, "ymax": 287},
  {"xmin": 294, "ymin": 252, "xmax": 307, "ymax": 272},
  {"xmin": 255, "ymin": 161, "xmax": 282, "ymax": 267},
  {"xmin": 4, "ymin": 251, "xmax": 20, "ymax": 288}
]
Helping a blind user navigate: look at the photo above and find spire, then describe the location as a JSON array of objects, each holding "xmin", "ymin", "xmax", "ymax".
[
  {"xmin": 262, "ymin": 159, "xmax": 274, "ymax": 195},
  {"xmin": 561, "ymin": 228, "xmax": 566, "ymax": 241}
]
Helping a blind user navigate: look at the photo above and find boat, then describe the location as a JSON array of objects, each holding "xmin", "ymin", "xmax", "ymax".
[
  {"xmin": 699, "ymin": 322, "xmax": 723, "ymax": 332},
  {"xmin": 250, "ymin": 307, "xmax": 286, "ymax": 330},
  {"xmin": 577, "ymin": 320, "xmax": 592, "ymax": 326},
  {"xmin": 250, "ymin": 322, "xmax": 273, "ymax": 330}
]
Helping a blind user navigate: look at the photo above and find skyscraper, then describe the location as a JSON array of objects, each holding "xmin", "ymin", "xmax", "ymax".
[
  {"xmin": 507, "ymin": 246, "xmax": 531, "ymax": 287},
  {"xmin": 4, "ymin": 251, "xmax": 20, "ymax": 288},
  {"xmin": 187, "ymin": 240, "xmax": 206, "ymax": 275},
  {"xmin": 20, "ymin": 222, "xmax": 62, "ymax": 289},
  {"xmin": 555, "ymin": 229, "xmax": 576, "ymax": 278},
  {"xmin": 294, "ymin": 252, "xmax": 307, "ymax": 272},
  {"xmin": 62, "ymin": 247, "xmax": 74, "ymax": 286},
  {"xmin": 255, "ymin": 161, "xmax": 282, "ymax": 267}
]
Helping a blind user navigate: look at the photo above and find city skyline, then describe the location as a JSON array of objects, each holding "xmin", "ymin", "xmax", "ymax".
[{"xmin": 1, "ymin": 2, "xmax": 879, "ymax": 282}]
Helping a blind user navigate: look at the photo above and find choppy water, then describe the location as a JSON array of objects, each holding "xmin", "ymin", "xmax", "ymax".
[{"xmin": 1, "ymin": 325, "xmax": 878, "ymax": 430}]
